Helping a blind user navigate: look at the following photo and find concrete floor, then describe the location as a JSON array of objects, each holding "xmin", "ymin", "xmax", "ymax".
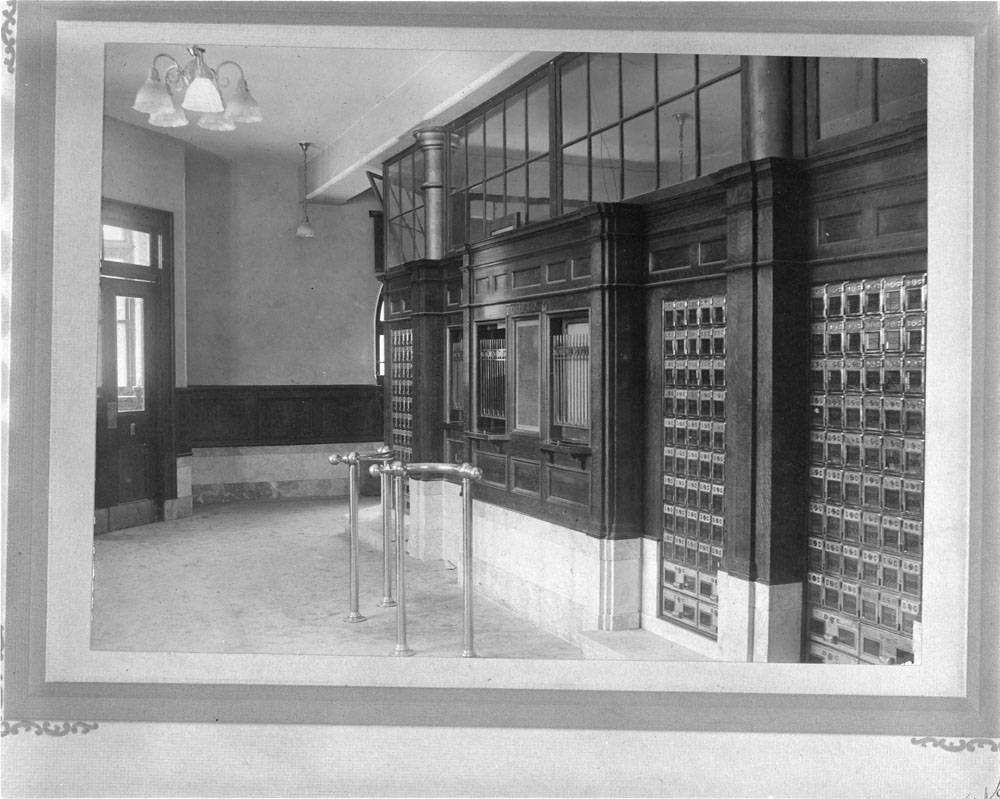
[{"xmin": 92, "ymin": 497, "xmax": 584, "ymax": 659}]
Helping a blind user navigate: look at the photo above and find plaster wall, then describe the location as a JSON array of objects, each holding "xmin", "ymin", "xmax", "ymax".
[{"xmin": 185, "ymin": 154, "xmax": 381, "ymax": 386}]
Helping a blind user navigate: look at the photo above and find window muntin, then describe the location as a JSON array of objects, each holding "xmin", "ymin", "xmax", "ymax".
[
  {"xmin": 384, "ymin": 147, "xmax": 426, "ymax": 268},
  {"xmin": 816, "ymin": 57, "xmax": 927, "ymax": 140},
  {"xmin": 392, "ymin": 52, "xmax": 744, "ymax": 260},
  {"xmin": 559, "ymin": 54, "xmax": 742, "ymax": 208},
  {"xmin": 450, "ymin": 73, "xmax": 552, "ymax": 247}
]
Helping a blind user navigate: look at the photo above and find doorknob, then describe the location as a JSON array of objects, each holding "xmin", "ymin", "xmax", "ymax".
[{"xmin": 107, "ymin": 401, "xmax": 117, "ymax": 429}]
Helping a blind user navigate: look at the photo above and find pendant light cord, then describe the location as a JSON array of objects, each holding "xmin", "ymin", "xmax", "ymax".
[{"xmin": 300, "ymin": 142, "xmax": 311, "ymax": 223}]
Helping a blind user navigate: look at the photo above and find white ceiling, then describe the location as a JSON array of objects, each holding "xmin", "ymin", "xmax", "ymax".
[{"xmin": 104, "ymin": 43, "xmax": 555, "ymax": 204}]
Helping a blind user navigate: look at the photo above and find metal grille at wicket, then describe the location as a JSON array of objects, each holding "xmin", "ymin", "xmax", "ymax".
[
  {"xmin": 806, "ymin": 273, "xmax": 926, "ymax": 665},
  {"xmin": 659, "ymin": 295, "xmax": 726, "ymax": 639}
]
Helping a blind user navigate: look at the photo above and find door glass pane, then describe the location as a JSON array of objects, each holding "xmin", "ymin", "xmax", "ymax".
[
  {"xmin": 877, "ymin": 58, "xmax": 927, "ymax": 121},
  {"xmin": 622, "ymin": 53, "xmax": 656, "ymax": 118},
  {"xmin": 623, "ymin": 109, "xmax": 657, "ymax": 198},
  {"xmin": 699, "ymin": 73, "xmax": 742, "ymax": 175},
  {"xmin": 591, "ymin": 127, "xmax": 621, "ymax": 203},
  {"xmin": 116, "ymin": 296, "xmax": 145, "ymax": 412},
  {"xmin": 589, "ymin": 53, "xmax": 620, "ymax": 131},
  {"xmin": 818, "ymin": 57, "xmax": 874, "ymax": 138},
  {"xmin": 514, "ymin": 319, "xmax": 540, "ymax": 432},
  {"xmin": 561, "ymin": 55, "xmax": 589, "ymax": 142},
  {"xmin": 659, "ymin": 93, "xmax": 697, "ymax": 186},
  {"xmin": 102, "ymin": 225, "xmax": 152, "ymax": 266}
]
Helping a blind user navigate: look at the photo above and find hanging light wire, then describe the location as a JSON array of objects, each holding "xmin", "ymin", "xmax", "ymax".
[{"xmin": 296, "ymin": 142, "xmax": 316, "ymax": 238}]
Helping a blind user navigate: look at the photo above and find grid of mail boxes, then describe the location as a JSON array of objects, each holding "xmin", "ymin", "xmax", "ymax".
[
  {"xmin": 390, "ymin": 328, "xmax": 414, "ymax": 460},
  {"xmin": 806, "ymin": 273, "xmax": 926, "ymax": 665},
  {"xmin": 660, "ymin": 295, "xmax": 727, "ymax": 639}
]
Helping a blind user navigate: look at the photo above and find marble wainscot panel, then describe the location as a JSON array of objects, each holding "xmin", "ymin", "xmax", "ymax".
[{"xmin": 192, "ymin": 442, "xmax": 382, "ymax": 504}]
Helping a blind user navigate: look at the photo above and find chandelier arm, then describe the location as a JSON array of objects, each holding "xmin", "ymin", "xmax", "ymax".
[
  {"xmin": 151, "ymin": 54, "xmax": 184, "ymax": 90},
  {"xmin": 213, "ymin": 60, "xmax": 246, "ymax": 90}
]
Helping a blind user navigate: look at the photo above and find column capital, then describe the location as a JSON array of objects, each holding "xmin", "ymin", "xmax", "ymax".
[{"xmin": 413, "ymin": 126, "xmax": 461, "ymax": 152}]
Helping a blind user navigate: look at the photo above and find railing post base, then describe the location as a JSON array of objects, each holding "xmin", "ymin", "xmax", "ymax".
[
  {"xmin": 345, "ymin": 612, "xmax": 367, "ymax": 623},
  {"xmin": 392, "ymin": 645, "xmax": 415, "ymax": 657}
]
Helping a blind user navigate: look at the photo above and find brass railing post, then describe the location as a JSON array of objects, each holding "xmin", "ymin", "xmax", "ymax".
[
  {"xmin": 328, "ymin": 446, "xmax": 396, "ymax": 624},
  {"xmin": 370, "ymin": 460, "xmax": 414, "ymax": 656},
  {"xmin": 400, "ymin": 462, "xmax": 482, "ymax": 657}
]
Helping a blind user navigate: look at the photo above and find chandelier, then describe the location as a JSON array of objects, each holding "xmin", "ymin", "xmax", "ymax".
[{"xmin": 132, "ymin": 45, "xmax": 263, "ymax": 131}]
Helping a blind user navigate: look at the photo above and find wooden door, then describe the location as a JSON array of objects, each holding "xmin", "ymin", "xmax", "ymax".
[{"xmin": 95, "ymin": 201, "xmax": 173, "ymax": 533}]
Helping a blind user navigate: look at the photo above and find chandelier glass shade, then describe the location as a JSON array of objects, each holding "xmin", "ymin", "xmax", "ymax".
[{"xmin": 132, "ymin": 45, "xmax": 262, "ymax": 131}]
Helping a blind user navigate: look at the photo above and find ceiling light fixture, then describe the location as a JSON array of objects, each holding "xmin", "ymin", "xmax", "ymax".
[
  {"xmin": 132, "ymin": 45, "xmax": 263, "ymax": 131},
  {"xmin": 296, "ymin": 142, "xmax": 316, "ymax": 239}
]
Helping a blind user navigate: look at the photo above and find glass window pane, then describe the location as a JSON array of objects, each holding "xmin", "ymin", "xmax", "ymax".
[
  {"xmin": 622, "ymin": 53, "xmax": 656, "ymax": 118},
  {"xmin": 818, "ymin": 57, "xmax": 874, "ymax": 138},
  {"xmin": 589, "ymin": 53, "xmax": 620, "ymax": 131},
  {"xmin": 468, "ymin": 184, "xmax": 486, "ymax": 243},
  {"xmin": 561, "ymin": 55, "xmax": 589, "ymax": 142},
  {"xmin": 526, "ymin": 79, "xmax": 550, "ymax": 159},
  {"xmin": 658, "ymin": 54, "xmax": 695, "ymax": 102},
  {"xmin": 591, "ymin": 127, "xmax": 621, "ymax": 203},
  {"xmin": 116, "ymin": 296, "xmax": 145, "ymax": 412},
  {"xmin": 102, "ymin": 225, "xmax": 152, "ymax": 266},
  {"xmin": 486, "ymin": 175, "xmax": 504, "ymax": 230},
  {"xmin": 506, "ymin": 94, "xmax": 526, "ymax": 165},
  {"xmin": 449, "ymin": 189, "xmax": 467, "ymax": 250},
  {"xmin": 467, "ymin": 116, "xmax": 485, "ymax": 186},
  {"xmin": 400, "ymin": 212, "xmax": 414, "ymax": 262},
  {"xmin": 450, "ymin": 125, "xmax": 467, "ymax": 190},
  {"xmin": 527, "ymin": 158, "xmax": 551, "ymax": 223},
  {"xmin": 699, "ymin": 73, "xmax": 742, "ymax": 176},
  {"xmin": 877, "ymin": 58, "xmax": 927, "ymax": 121},
  {"xmin": 506, "ymin": 165, "xmax": 526, "ymax": 226},
  {"xmin": 398, "ymin": 154, "xmax": 414, "ymax": 213},
  {"xmin": 698, "ymin": 54, "xmax": 741, "ymax": 82},
  {"xmin": 412, "ymin": 208, "xmax": 425, "ymax": 260},
  {"xmin": 386, "ymin": 160, "xmax": 401, "ymax": 220},
  {"xmin": 514, "ymin": 319, "xmax": 540, "ymax": 432},
  {"xmin": 562, "ymin": 139, "xmax": 589, "ymax": 212},
  {"xmin": 485, "ymin": 104, "xmax": 504, "ymax": 177},
  {"xmin": 623, "ymin": 110, "xmax": 657, "ymax": 199},
  {"xmin": 386, "ymin": 218, "xmax": 404, "ymax": 267},
  {"xmin": 658, "ymin": 94, "xmax": 697, "ymax": 186},
  {"xmin": 412, "ymin": 149, "xmax": 425, "ymax": 210}
]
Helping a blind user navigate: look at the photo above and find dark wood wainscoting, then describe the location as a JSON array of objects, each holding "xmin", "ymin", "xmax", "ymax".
[{"xmin": 178, "ymin": 385, "xmax": 384, "ymax": 449}]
